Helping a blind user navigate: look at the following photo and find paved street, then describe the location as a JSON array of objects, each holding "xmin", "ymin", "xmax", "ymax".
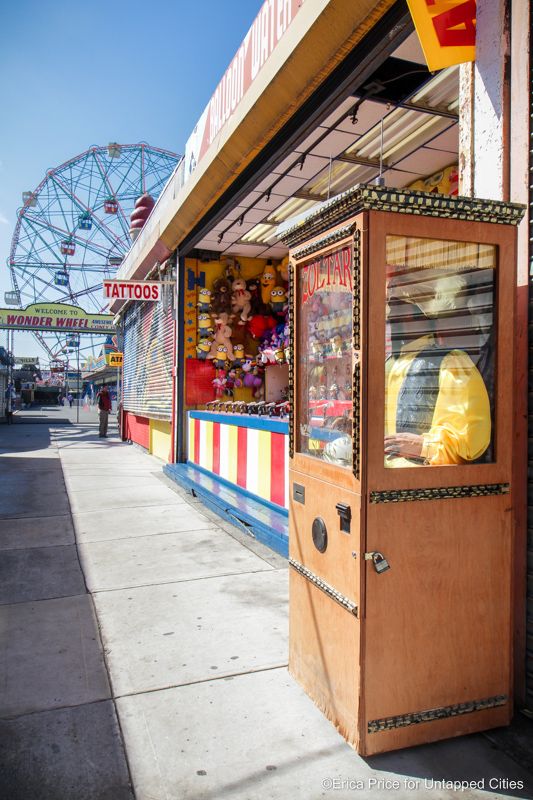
[{"xmin": 1, "ymin": 409, "xmax": 533, "ymax": 800}]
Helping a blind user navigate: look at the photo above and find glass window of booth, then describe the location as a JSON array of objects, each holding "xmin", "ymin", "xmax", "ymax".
[
  {"xmin": 297, "ymin": 245, "xmax": 354, "ymax": 468},
  {"xmin": 384, "ymin": 236, "xmax": 496, "ymax": 468}
]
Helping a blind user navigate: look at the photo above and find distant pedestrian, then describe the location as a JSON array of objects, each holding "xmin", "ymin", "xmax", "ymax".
[
  {"xmin": 67, "ymin": 392, "xmax": 73, "ymax": 407},
  {"xmin": 96, "ymin": 385, "xmax": 112, "ymax": 438},
  {"xmin": 5, "ymin": 383, "xmax": 16, "ymax": 425}
]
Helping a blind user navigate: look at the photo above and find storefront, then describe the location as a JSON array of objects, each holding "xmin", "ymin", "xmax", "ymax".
[
  {"xmin": 121, "ymin": 267, "xmax": 176, "ymax": 460},
  {"xmin": 108, "ymin": 0, "xmax": 531, "ymax": 737}
]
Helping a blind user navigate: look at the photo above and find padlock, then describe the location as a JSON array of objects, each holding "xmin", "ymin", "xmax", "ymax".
[
  {"xmin": 364, "ymin": 551, "xmax": 391, "ymax": 574},
  {"xmin": 373, "ymin": 553, "xmax": 390, "ymax": 574}
]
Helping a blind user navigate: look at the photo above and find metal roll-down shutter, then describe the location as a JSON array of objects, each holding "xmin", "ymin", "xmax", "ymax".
[{"xmin": 123, "ymin": 298, "xmax": 174, "ymax": 421}]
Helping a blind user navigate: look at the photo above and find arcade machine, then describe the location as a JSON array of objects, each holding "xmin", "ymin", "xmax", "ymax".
[{"xmin": 279, "ymin": 185, "xmax": 525, "ymax": 755}]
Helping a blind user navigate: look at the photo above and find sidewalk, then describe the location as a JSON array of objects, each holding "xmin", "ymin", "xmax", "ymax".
[{"xmin": 1, "ymin": 410, "xmax": 533, "ymax": 800}]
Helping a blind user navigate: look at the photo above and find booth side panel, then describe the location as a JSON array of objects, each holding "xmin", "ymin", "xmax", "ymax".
[
  {"xmin": 290, "ymin": 569, "xmax": 361, "ymax": 748},
  {"xmin": 289, "ymin": 475, "xmax": 363, "ymax": 746},
  {"xmin": 124, "ymin": 411, "xmax": 150, "ymax": 450}
]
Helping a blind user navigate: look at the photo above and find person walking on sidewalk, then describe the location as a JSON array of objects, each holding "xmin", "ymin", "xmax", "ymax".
[
  {"xmin": 96, "ymin": 385, "xmax": 112, "ymax": 438},
  {"xmin": 4, "ymin": 382, "xmax": 16, "ymax": 425}
]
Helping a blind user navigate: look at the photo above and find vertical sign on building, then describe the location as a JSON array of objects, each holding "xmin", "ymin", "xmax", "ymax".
[{"xmin": 406, "ymin": 0, "xmax": 476, "ymax": 72}]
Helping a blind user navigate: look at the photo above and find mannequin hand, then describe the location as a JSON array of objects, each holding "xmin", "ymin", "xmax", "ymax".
[{"xmin": 384, "ymin": 433, "xmax": 424, "ymax": 460}]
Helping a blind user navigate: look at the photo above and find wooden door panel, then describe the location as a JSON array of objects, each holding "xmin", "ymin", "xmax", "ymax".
[{"xmin": 362, "ymin": 495, "xmax": 512, "ymax": 742}]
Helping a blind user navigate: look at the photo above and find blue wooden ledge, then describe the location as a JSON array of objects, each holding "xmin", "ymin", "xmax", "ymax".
[
  {"xmin": 164, "ymin": 463, "xmax": 288, "ymax": 558},
  {"xmin": 190, "ymin": 410, "xmax": 289, "ymax": 434}
]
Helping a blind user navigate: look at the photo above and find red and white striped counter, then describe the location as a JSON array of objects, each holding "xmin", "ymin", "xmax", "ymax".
[{"xmin": 187, "ymin": 411, "xmax": 289, "ymax": 510}]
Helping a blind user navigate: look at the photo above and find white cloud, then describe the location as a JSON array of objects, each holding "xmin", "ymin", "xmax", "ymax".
[{"xmin": 0, "ymin": 212, "xmax": 9, "ymax": 225}]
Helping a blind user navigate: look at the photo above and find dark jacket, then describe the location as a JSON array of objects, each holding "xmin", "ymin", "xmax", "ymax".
[{"xmin": 97, "ymin": 389, "xmax": 112, "ymax": 412}]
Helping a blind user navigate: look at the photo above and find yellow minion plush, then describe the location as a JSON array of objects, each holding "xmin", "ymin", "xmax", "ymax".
[
  {"xmin": 261, "ymin": 264, "xmax": 277, "ymax": 304},
  {"xmin": 197, "ymin": 313, "xmax": 214, "ymax": 338},
  {"xmin": 213, "ymin": 345, "xmax": 229, "ymax": 369},
  {"xmin": 196, "ymin": 339, "xmax": 213, "ymax": 360},
  {"xmin": 269, "ymin": 287, "xmax": 287, "ymax": 313},
  {"xmin": 232, "ymin": 343, "xmax": 245, "ymax": 366},
  {"xmin": 197, "ymin": 288, "xmax": 212, "ymax": 313}
]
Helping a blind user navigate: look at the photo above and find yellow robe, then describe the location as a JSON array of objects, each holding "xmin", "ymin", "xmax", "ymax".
[{"xmin": 385, "ymin": 335, "xmax": 491, "ymax": 467}]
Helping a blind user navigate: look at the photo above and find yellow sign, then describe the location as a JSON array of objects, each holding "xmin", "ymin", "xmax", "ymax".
[
  {"xmin": 106, "ymin": 352, "xmax": 123, "ymax": 367},
  {"xmin": 0, "ymin": 302, "xmax": 115, "ymax": 333},
  {"xmin": 406, "ymin": 0, "xmax": 476, "ymax": 72}
]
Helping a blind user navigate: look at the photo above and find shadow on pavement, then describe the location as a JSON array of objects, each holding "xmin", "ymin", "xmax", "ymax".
[
  {"xmin": 0, "ymin": 419, "xmax": 133, "ymax": 799},
  {"xmin": 364, "ymin": 724, "xmax": 533, "ymax": 799}
]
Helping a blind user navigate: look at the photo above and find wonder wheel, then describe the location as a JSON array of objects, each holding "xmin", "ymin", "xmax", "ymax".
[{"xmin": 8, "ymin": 143, "xmax": 180, "ymax": 359}]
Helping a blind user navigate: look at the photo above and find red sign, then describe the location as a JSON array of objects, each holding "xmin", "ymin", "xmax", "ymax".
[
  {"xmin": 301, "ymin": 246, "xmax": 353, "ymax": 304},
  {"xmin": 103, "ymin": 280, "xmax": 161, "ymax": 302}
]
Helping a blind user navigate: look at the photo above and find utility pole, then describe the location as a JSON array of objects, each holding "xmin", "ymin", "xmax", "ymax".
[{"xmin": 76, "ymin": 341, "xmax": 80, "ymax": 424}]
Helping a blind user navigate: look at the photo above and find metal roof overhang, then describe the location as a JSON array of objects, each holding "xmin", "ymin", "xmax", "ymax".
[{"xmin": 110, "ymin": 0, "xmax": 400, "ymax": 312}]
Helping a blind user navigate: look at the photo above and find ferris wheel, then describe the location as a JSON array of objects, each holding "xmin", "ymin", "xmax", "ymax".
[{"xmin": 8, "ymin": 142, "xmax": 180, "ymax": 360}]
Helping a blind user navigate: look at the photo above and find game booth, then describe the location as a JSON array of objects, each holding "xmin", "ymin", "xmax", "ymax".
[{"xmin": 167, "ymin": 254, "xmax": 291, "ymax": 555}]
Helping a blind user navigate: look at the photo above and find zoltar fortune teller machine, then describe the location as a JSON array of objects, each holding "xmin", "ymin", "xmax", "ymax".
[{"xmin": 278, "ymin": 185, "xmax": 525, "ymax": 756}]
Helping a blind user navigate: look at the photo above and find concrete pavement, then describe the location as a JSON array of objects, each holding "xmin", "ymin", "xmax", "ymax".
[{"xmin": 1, "ymin": 408, "xmax": 533, "ymax": 799}]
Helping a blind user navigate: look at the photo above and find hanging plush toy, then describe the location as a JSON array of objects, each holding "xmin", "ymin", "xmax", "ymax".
[
  {"xmin": 208, "ymin": 313, "xmax": 235, "ymax": 361},
  {"xmin": 211, "ymin": 276, "xmax": 233, "ymax": 317},
  {"xmin": 197, "ymin": 314, "xmax": 214, "ymax": 338},
  {"xmin": 274, "ymin": 339, "xmax": 286, "ymax": 365},
  {"xmin": 247, "ymin": 314, "xmax": 276, "ymax": 340},
  {"xmin": 197, "ymin": 288, "xmax": 212, "ymax": 313},
  {"xmin": 277, "ymin": 256, "xmax": 289, "ymax": 285},
  {"xmin": 283, "ymin": 321, "xmax": 289, "ymax": 348},
  {"xmin": 213, "ymin": 344, "xmax": 229, "ymax": 369},
  {"xmin": 260, "ymin": 262, "xmax": 277, "ymax": 305},
  {"xmin": 243, "ymin": 360, "xmax": 264, "ymax": 398},
  {"xmin": 213, "ymin": 370, "xmax": 227, "ymax": 398},
  {"xmin": 232, "ymin": 343, "xmax": 246, "ymax": 367},
  {"xmin": 269, "ymin": 287, "xmax": 288, "ymax": 315},
  {"xmin": 258, "ymin": 333, "xmax": 276, "ymax": 365},
  {"xmin": 251, "ymin": 363, "xmax": 264, "ymax": 398},
  {"xmin": 196, "ymin": 338, "xmax": 213, "ymax": 360},
  {"xmin": 225, "ymin": 257, "xmax": 242, "ymax": 282},
  {"xmin": 246, "ymin": 276, "xmax": 266, "ymax": 315},
  {"xmin": 231, "ymin": 278, "xmax": 251, "ymax": 324},
  {"xmin": 226, "ymin": 368, "xmax": 243, "ymax": 391}
]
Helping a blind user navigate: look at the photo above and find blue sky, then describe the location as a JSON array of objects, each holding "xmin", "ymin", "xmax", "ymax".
[{"xmin": 0, "ymin": 0, "xmax": 258, "ymax": 357}]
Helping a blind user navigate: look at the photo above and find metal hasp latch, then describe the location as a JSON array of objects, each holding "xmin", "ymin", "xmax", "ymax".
[
  {"xmin": 365, "ymin": 551, "xmax": 391, "ymax": 574},
  {"xmin": 293, "ymin": 483, "xmax": 305, "ymax": 505},
  {"xmin": 336, "ymin": 502, "xmax": 351, "ymax": 533}
]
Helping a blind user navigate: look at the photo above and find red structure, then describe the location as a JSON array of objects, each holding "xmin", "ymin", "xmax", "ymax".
[{"xmin": 129, "ymin": 193, "xmax": 155, "ymax": 241}]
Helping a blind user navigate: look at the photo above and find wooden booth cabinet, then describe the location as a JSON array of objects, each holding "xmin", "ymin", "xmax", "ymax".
[{"xmin": 279, "ymin": 186, "xmax": 525, "ymax": 755}]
